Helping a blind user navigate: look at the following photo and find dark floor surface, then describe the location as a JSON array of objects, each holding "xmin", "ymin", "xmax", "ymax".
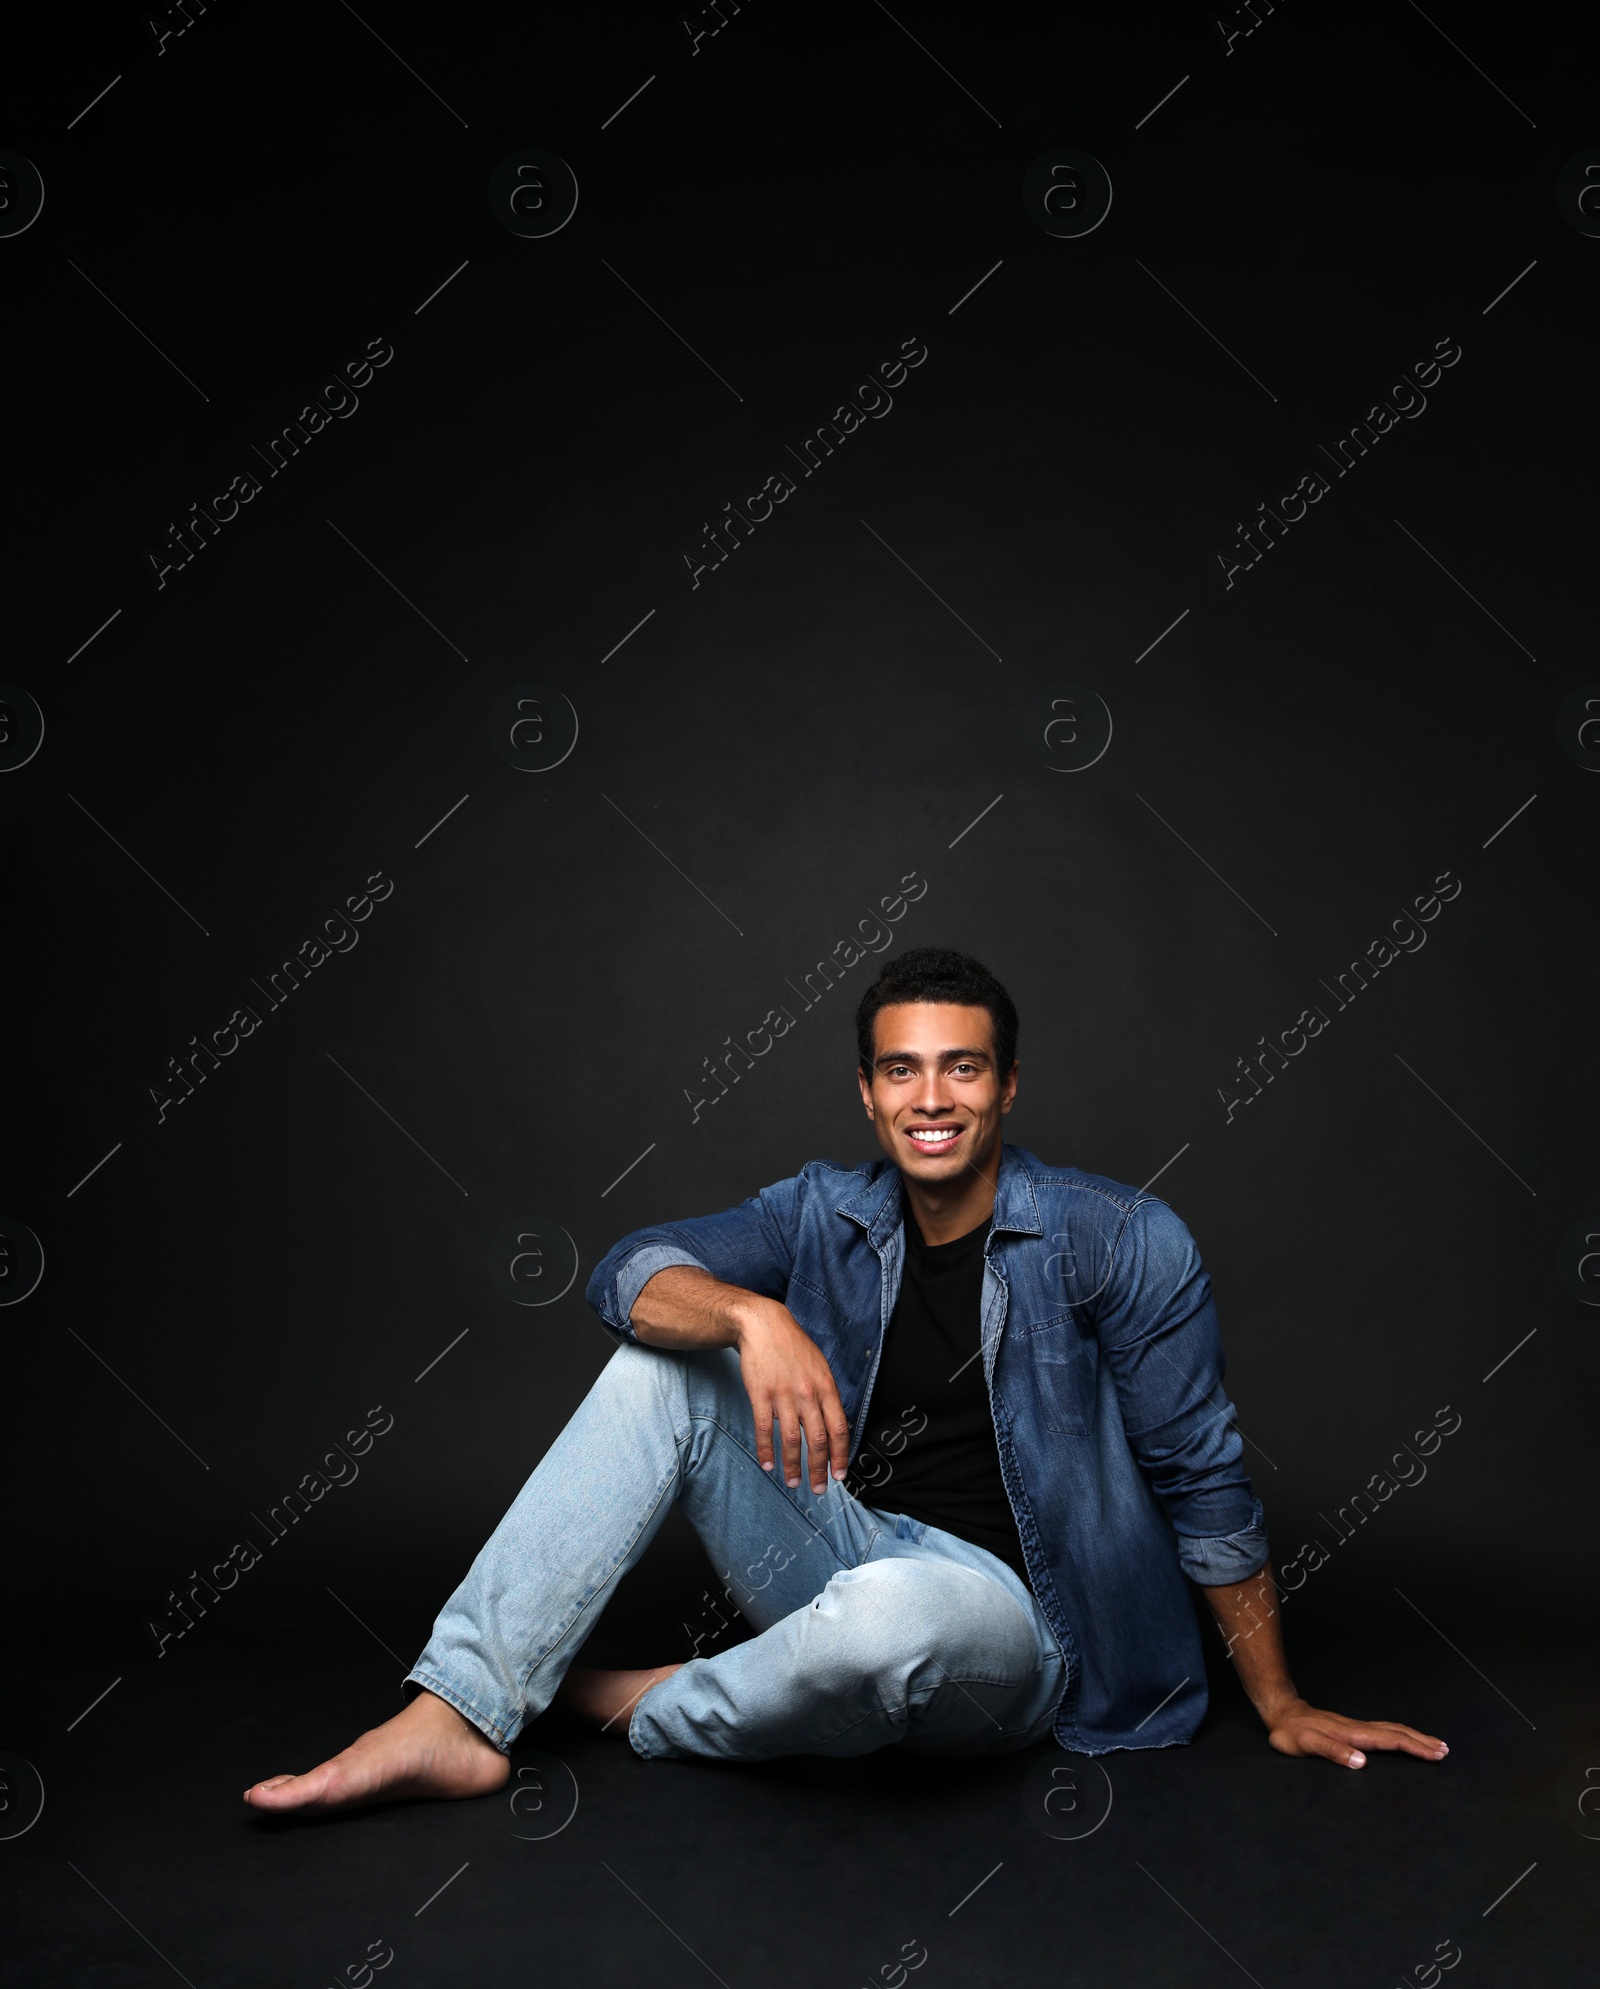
[{"xmin": 5, "ymin": 1540, "xmax": 1596, "ymax": 1989}]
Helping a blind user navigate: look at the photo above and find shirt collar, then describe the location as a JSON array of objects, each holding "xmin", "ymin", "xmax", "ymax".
[{"xmin": 834, "ymin": 1143, "xmax": 1043, "ymax": 1244}]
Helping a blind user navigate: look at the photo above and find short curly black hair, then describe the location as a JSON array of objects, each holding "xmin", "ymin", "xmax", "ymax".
[{"xmin": 855, "ymin": 946, "xmax": 1019, "ymax": 1078}]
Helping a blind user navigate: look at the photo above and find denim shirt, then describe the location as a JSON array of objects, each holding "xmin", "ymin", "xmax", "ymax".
[{"xmin": 586, "ymin": 1142, "xmax": 1268, "ymax": 1753}]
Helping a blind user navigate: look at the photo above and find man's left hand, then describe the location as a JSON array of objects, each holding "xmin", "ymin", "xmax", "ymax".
[{"xmin": 1265, "ymin": 1697, "xmax": 1448, "ymax": 1768}]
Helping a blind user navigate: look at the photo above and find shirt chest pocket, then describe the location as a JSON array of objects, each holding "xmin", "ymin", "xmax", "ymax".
[{"xmin": 1021, "ymin": 1311, "xmax": 1098, "ymax": 1436}]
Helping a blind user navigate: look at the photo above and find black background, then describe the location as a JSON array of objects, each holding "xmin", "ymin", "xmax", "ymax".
[{"xmin": 3, "ymin": 0, "xmax": 1597, "ymax": 1982}]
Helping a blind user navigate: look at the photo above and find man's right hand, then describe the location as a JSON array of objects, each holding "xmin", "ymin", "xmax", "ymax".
[
  {"xmin": 730, "ymin": 1295, "xmax": 852, "ymax": 1495},
  {"xmin": 628, "ymin": 1265, "xmax": 852, "ymax": 1496}
]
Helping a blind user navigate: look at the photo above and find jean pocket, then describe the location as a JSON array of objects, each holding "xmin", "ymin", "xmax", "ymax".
[{"xmin": 1023, "ymin": 1315, "xmax": 1096, "ymax": 1436}]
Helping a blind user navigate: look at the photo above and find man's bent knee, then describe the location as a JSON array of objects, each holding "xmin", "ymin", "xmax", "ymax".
[
  {"xmin": 812, "ymin": 1559, "xmax": 1039, "ymax": 1687},
  {"xmin": 589, "ymin": 1342, "xmax": 751, "ymax": 1470}
]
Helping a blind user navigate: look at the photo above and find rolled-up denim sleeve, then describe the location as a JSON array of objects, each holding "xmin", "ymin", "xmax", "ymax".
[
  {"xmin": 585, "ymin": 1170, "xmax": 809, "ymax": 1344},
  {"xmin": 1174, "ymin": 1501, "xmax": 1270, "ymax": 1584},
  {"xmin": 1096, "ymin": 1198, "xmax": 1270, "ymax": 1585},
  {"xmin": 611, "ymin": 1245, "xmax": 708, "ymax": 1337}
]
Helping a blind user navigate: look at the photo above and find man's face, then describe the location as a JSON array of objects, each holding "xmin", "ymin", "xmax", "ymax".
[{"xmin": 857, "ymin": 1002, "xmax": 1017, "ymax": 1183}]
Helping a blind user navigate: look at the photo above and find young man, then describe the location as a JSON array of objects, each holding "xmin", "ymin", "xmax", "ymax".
[{"xmin": 245, "ymin": 948, "xmax": 1445, "ymax": 1811}]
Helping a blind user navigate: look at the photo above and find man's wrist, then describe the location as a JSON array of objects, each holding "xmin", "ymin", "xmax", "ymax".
[
  {"xmin": 721, "ymin": 1289, "xmax": 772, "ymax": 1348},
  {"xmin": 1253, "ymin": 1685, "xmax": 1306, "ymax": 1728}
]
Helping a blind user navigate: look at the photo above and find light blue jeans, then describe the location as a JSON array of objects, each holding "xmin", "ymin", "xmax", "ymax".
[{"xmin": 405, "ymin": 1343, "xmax": 1068, "ymax": 1761}]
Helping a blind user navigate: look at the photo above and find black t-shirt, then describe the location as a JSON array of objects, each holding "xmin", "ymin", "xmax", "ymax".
[{"xmin": 845, "ymin": 1210, "xmax": 1031, "ymax": 1586}]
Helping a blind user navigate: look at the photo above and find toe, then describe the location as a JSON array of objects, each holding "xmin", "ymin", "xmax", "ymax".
[{"xmin": 248, "ymin": 1768, "xmax": 329, "ymax": 1810}]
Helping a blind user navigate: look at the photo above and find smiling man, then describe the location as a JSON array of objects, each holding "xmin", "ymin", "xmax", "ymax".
[{"xmin": 245, "ymin": 946, "xmax": 1444, "ymax": 1813}]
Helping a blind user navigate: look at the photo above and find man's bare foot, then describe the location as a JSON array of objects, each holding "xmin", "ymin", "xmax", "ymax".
[
  {"xmin": 243, "ymin": 1688, "xmax": 510, "ymax": 1814},
  {"xmin": 556, "ymin": 1664, "xmax": 684, "ymax": 1733}
]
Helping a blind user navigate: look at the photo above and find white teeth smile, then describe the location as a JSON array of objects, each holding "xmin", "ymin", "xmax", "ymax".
[{"xmin": 906, "ymin": 1128, "xmax": 961, "ymax": 1146}]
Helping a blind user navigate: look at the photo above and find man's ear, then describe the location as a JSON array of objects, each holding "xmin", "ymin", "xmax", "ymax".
[
  {"xmin": 857, "ymin": 1065, "xmax": 875, "ymax": 1117},
  {"xmin": 1000, "ymin": 1060, "xmax": 1019, "ymax": 1112}
]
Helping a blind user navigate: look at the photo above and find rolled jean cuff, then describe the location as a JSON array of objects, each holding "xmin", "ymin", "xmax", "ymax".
[
  {"xmin": 611, "ymin": 1246, "xmax": 709, "ymax": 1339},
  {"xmin": 627, "ymin": 1700, "xmax": 677, "ymax": 1760},
  {"xmin": 403, "ymin": 1666, "xmax": 514, "ymax": 1754},
  {"xmin": 1175, "ymin": 1502, "xmax": 1270, "ymax": 1585}
]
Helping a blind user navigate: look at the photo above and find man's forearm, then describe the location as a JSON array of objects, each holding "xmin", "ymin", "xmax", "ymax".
[
  {"xmin": 1201, "ymin": 1562, "xmax": 1448, "ymax": 1766},
  {"xmin": 628, "ymin": 1264, "xmax": 761, "ymax": 1349},
  {"xmin": 628, "ymin": 1265, "xmax": 853, "ymax": 1490},
  {"xmin": 1201, "ymin": 1564, "xmax": 1301, "ymax": 1724}
]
